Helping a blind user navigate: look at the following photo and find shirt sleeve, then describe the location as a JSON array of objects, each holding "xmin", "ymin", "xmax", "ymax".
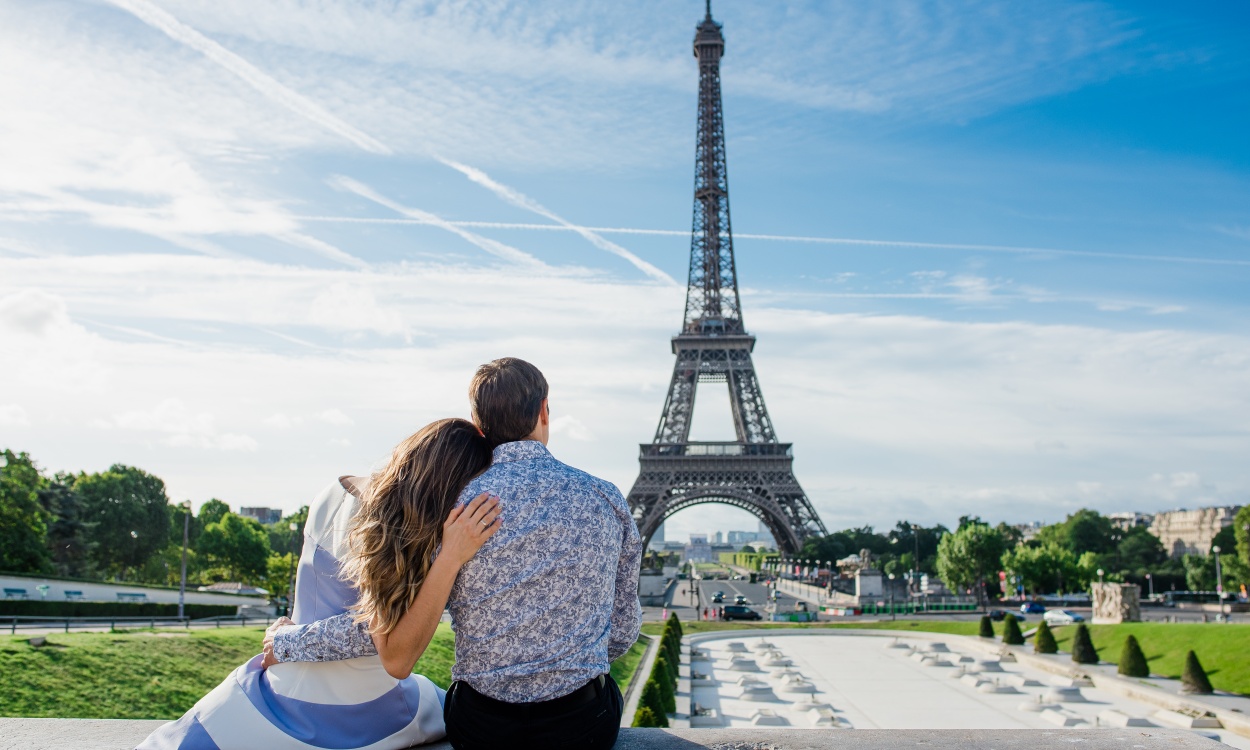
[
  {"xmin": 606, "ymin": 487, "xmax": 643, "ymax": 662},
  {"xmin": 272, "ymin": 612, "xmax": 378, "ymax": 663}
]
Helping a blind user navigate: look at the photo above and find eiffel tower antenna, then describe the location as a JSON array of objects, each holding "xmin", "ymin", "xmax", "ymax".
[{"xmin": 625, "ymin": 3, "xmax": 828, "ymax": 554}]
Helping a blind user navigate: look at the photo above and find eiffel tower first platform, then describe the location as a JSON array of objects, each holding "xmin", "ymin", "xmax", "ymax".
[{"xmin": 625, "ymin": 2, "xmax": 828, "ymax": 555}]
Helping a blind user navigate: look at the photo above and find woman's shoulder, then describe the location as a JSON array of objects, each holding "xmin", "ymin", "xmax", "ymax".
[{"xmin": 304, "ymin": 476, "xmax": 367, "ymax": 553}]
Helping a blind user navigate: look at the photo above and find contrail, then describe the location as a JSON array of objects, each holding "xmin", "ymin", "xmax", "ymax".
[
  {"xmin": 278, "ymin": 232, "xmax": 369, "ymax": 270},
  {"xmin": 437, "ymin": 158, "xmax": 678, "ymax": 285},
  {"xmin": 107, "ymin": 0, "xmax": 391, "ymax": 155},
  {"xmin": 293, "ymin": 215, "xmax": 1250, "ymax": 268},
  {"xmin": 328, "ymin": 176, "xmax": 544, "ymax": 267}
]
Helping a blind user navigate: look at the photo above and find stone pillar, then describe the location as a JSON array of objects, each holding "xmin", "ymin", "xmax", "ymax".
[
  {"xmin": 1091, "ymin": 582, "xmax": 1141, "ymax": 624},
  {"xmin": 855, "ymin": 569, "xmax": 883, "ymax": 602}
]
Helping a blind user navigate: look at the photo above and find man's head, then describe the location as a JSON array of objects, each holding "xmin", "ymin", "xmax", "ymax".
[{"xmin": 469, "ymin": 357, "xmax": 550, "ymax": 447}]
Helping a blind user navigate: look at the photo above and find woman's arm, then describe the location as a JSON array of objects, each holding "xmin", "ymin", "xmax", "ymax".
[{"xmin": 373, "ymin": 492, "xmax": 501, "ymax": 679}]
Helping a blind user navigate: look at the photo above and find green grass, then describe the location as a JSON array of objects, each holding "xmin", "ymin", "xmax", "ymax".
[
  {"xmin": 610, "ymin": 638, "xmax": 648, "ymax": 694},
  {"xmin": 1048, "ymin": 623, "xmax": 1250, "ymax": 695},
  {"xmin": 0, "ymin": 624, "xmax": 648, "ymax": 719}
]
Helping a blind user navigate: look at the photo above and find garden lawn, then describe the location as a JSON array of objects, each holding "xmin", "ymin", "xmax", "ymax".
[
  {"xmin": 1047, "ymin": 623, "xmax": 1250, "ymax": 695},
  {"xmin": 0, "ymin": 624, "xmax": 649, "ymax": 719}
]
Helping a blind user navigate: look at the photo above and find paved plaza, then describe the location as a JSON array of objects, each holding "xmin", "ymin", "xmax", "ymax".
[{"xmin": 682, "ymin": 632, "xmax": 1249, "ymax": 748}]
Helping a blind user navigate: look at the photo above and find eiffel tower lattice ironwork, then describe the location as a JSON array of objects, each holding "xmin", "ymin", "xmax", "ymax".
[{"xmin": 625, "ymin": 2, "xmax": 827, "ymax": 554}]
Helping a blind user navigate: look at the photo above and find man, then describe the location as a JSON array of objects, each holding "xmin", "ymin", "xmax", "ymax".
[{"xmin": 266, "ymin": 357, "xmax": 642, "ymax": 749}]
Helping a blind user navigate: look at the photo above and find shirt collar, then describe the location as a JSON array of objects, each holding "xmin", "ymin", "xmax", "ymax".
[{"xmin": 491, "ymin": 440, "xmax": 551, "ymax": 464}]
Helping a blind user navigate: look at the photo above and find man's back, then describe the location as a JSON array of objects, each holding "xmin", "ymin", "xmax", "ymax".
[{"xmin": 449, "ymin": 440, "xmax": 641, "ymax": 703}]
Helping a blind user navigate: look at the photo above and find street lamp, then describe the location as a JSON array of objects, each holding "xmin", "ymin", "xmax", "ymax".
[
  {"xmin": 178, "ymin": 500, "xmax": 192, "ymax": 621},
  {"xmin": 1097, "ymin": 568, "xmax": 1104, "ymax": 584},
  {"xmin": 888, "ymin": 573, "xmax": 896, "ymax": 621},
  {"xmin": 1145, "ymin": 573, "xmax": 1153, "ymax": 599},
  {"xmin": 1212, "ymin": 545, "xmax": 1225, "ymax": 621},
  {"xmin": 287, "ymin": 522, "xmax": 300, "ymax": 617},
  {"xmin": 911, "ymin": 523, "xmax": 921, "ymax": 597}
]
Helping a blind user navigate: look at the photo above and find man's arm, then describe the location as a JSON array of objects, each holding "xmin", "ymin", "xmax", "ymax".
[
  {"xmin": 606, "ymin": 488, "xmax": 643, "ymax": 661},
  {"xmin": 264, "ymin": 612, "xmax": 377, "ymax": 665}
]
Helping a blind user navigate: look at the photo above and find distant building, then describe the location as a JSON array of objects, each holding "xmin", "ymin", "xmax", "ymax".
[
  {"xmin": 1150, "ymin": 506, "xmax": 1241, "ymax": 558},
  {"xmin": 1107, "ymin": 512, "xmax": 1151, "ymax": 531},
  {"xmin": 685, "ymin": 534, "xmax": 713, "ymax": 563},
  {"xmin": 239, "ymin": 507, "xmax": 282, "ymax": 525},
  {"xmin": 653, "ymin": 522, "xmax": 665, "ymax": 543},
  {"xmin": 1014, "ymin": 521, "xmax": 1044, "ymax": 542},
  {"xmin": 711, "ymin": 530, "xmax": 723, "ymax": 544},
  {"xmin": 756, "ymin": 520, "xmax": 776, "ymax": 548}
]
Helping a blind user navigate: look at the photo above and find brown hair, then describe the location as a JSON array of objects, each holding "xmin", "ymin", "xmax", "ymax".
[
  {"xmin": 341, "ymin": 418, "xmax": 490, "ymax": 635},
  {"xmin": 468, "ymin": 357, "xmax": 548, "ymax": 447}
]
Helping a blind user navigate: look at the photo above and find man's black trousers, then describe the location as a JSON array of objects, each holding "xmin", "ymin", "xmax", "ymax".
[{"xmin": 443, "ymin": 674, "xmax": 622, "ymax": 750}]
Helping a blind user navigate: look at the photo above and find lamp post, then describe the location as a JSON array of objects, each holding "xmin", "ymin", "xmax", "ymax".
[
  {"xmin": 287, "ymin": 522, "xmax": 299, "ymax": 617},
  {"xmin": 178, "ymin": 500, "xmax": 192, "ymax": 621},
  {"xmin": 888, "ymin": 573, "xmax": 896, "ymax": 621},
  {"xmin": 1212, "ymin": 545, "xmax": 1224, "ymax": 621},
  {"xmin": 1146, "ymin": 573, "xmax": 1153, "ymax": 599},
  {"xmin": 1097, "ymin": 568, "xmax": 1104, "ymax": 584},
  {"xmin": 911, "ymin": 523, "xmax": 921, "ymax": 597}
]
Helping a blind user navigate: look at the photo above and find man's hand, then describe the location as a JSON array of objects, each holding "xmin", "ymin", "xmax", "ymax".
[{"xmin": 261, "ymin": 616, "xmax": 294, "ymax": 669}]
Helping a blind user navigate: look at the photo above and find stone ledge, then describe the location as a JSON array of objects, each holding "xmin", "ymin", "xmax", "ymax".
[{"xmin": 0, "ymin": 720, "xmax": 1221, "ymax": 750}]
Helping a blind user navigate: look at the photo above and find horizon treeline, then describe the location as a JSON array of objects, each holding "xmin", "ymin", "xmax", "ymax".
[{"xmin": 1, "ymin": 449, "xmax": 306, "ymax": 598}]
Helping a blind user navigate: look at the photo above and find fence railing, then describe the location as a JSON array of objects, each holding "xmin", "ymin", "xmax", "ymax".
[{"xmin": 4, "ymin": 614, "xmax": 279, "ymax": 635}]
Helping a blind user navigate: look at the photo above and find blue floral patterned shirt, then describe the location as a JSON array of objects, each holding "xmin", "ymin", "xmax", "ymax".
[{"xmin": 273, "ymin": 440, "xmax": 643, "ymax": 703}]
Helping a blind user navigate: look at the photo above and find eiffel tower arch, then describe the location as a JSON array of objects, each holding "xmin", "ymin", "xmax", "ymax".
[{"xmin": 625, "ymin": 2, "xmax": 827, "ymax": 555}]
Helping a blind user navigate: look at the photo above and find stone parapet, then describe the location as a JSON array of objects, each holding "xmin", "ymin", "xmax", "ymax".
[{"xmin": 0, "ymin": 720, "xmax": 1222, "ymax": 750}]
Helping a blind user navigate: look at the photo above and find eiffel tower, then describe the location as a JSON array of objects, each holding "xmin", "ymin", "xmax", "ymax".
[{"xmin": 625, "ymin": 1, "xmax": 827, "ymax": 554}]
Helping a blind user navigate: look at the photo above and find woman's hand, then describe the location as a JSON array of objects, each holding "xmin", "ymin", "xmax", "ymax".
[{"xmin": 440, "ymin": 492, "xmax": 501, "ymax": 567}]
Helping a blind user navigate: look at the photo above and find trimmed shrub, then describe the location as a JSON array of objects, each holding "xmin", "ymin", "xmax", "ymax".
[
  {"xmin": 979, "ymin": 615, "xmax": 994, "ymax": 638},
  {"xmin": 668, "ymin": 612, "xmax": 683, "ymax": 638},
  {"xmin": 1117, "ymin": 634, "xmax": 1149, "ymax": 678},
  {"xmin": 1070, "ymin": 624, "xmax": 1099, "ymax": 664},
  {"xmin": 657, "ymin": 664, "xmax": 677, "ymax": 713},
  {"xmin": 1001, "ymin": 614, "xmax": 1025, "ymax": 646},
  {"xmin": 632, "ymin": 706, "xmax": 664, "ymax": 728},
  {"xmin": 1181, "ymin": 650, "xmax": 1214, "ymax": 695},
  {"xmin": 639, "ymin": 678, "xmax": 668, "ymax": 724},
  {"xmin": 654, "ymin": 651, "xmax": 676, "ymax": 689},
  {"xmin": 1034, "ymin": 621, "xmax": 1058, "ymax": 654}
]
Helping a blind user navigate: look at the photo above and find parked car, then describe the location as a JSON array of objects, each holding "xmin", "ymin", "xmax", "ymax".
[
  {"xmin": 1043, "ymin": 609, "xmax": 1085, "ymax": 625},
  {"xmin": 721, "ymin": 605, "xmax": 762, "ymax": 621},
  {"xmin": 1020, "ymin": 601, "xmax": 1046, "ymax": 614},
  {"xmin": 734, "ymin": 595, "xmax": 748, "ymax": 605},
  {"xmin": 989, "ymin": 609, "xmax": 1007, "ymax": 621}
]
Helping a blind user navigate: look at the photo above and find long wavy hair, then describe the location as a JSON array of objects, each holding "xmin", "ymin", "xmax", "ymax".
[{"xmin": 342, "ymin": 418, "xmax": 491, "ymax": 635}]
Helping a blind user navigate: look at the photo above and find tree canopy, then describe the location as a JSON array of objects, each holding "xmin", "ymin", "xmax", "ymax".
[
  {"xmin": 75, "ymin": 464, "xmax": 171, "ymax": 576},
  {"xmin": 0, "ymin": 450, "xmax": 51, "ymax": 573}
]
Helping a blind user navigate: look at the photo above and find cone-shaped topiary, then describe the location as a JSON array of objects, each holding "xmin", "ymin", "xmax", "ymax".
[
  {"xmin": 1118, "ymin": 634, "xmax": 1149, "ymax": 677},
  {"xmin": 632, "ymin": 706, "xmax": 663, "ymax": 728},
  {"xmin": 668, "ymin": 612, "xmax": 683, "ymax": 638},
  {"xmin": 1070, "ymin": 623, "xmax": 1099, "ymax": 664},
  {"xmin": 1034, "ymin": 621, "xmax": 1058, "ymax": 654},
  {"xmin": 1181, "ymin": 650, "xmax": 1214, "ymax": 695},
  {"xmin": 1002, "ymin": 614, "xmax": 1025, "ymax": 645},
  {"xmin": 657, "ymin": 665, "xmax": 677, "ymax": 713},
  {"xmin": 640, "ymin": 678, "xmax": 669, "ymax": 724},
  {"xmin": 979, "ymin": 615, "xmax": 995, "ymax": 638},
  {"xmin": 655, "ymin": 651, "xmax": 676, "ymax": 689}
]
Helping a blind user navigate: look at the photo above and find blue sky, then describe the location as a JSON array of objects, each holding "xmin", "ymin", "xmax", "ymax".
[{"xmin": 2, "ymin": 0, "xmax": 1248, "ymax": 542}]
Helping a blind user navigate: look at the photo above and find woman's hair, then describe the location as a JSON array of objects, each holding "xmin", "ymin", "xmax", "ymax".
[{"xmin": 342, "ymin": 418, "xmax": 491, "ymax": 635}]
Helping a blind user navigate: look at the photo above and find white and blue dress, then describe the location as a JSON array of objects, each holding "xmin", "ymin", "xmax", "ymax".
[{"xmin": 137, "ymin": 477, "xmax": 446, "ymax": 750}]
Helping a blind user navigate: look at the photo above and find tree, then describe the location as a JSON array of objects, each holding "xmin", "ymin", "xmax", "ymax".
[
  {"xmin": 75, "ymin": 464, "xmax": 170, "ymax": 578},
  {"xmin": 1002, "ymin": 614, "xmax": 1025, "ymax": 646},
  {"xmin": 653, "ymin": 654, "xmax": 676, "ymax": 713},
  {"xmin": 1180, "ymin": 650, "xmax": 1213, "ymax": 694},
  {"xmin": 936, "ymin": 521, "xmax": 1006, "ymax": 607},
  {"xmin": 198, "ymin": 499, "xmax": 231, "ymax": 528},
  {"xmin": 1118, "ymin": 635, "xmax": 1149, "ymax": 678},
  {"xmin": 1236, "ymin": 506, "xmax": 1250, "ymax": 574},
  {"xmin": 979, "ymin": 615, "xmax": 994, "ymax": 638},
  {"xmin": 1001, "ymin": 543, "xmax": 1080, "ymax": 595},
  {"xmin": 1182, "ymin": 554, "xmax": 1215, "ymax": 592},
  {"xmin": 198, "ymin": 513, "xmax": 271, "ymax": 583},
  {"xmin": 38, "ymin": 473, "xmax": 95, "ymax": 578},
  {"xmin": 1113, "ymin": 526, "xmax": 1166, "ymax": 573},
  {"xmin": 266, "ymin": 506, "xmax": 309, "ymax": 558},
  {"xmin": 1034, "ymin": 621, "xmax": 1058, "ymax": 654},
  {"xmin": 1070, "ymin": 624, "xmax": 1099, "ymax": 664},
  {"xmin": 0, "ymin": 450, "xmax": 51, "ymax": 573},
  {"xmin": 632, "ymin": 706, "xmax": 664, "ymax": 728}
]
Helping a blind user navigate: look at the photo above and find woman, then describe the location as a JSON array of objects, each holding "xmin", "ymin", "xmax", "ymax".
[{"xmin": 139, "ymin": 418, "xmax": 500, "ymax": 750}]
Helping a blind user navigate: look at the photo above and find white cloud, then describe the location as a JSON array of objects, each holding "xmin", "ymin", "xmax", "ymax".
[
  {"xmin": 99, "ymin": 398, "xmax": 258, "ymax": 452},
  {"xmin": 317, "ymin": 409, "xmax": 354, "ymax": 427},
  {"xmin": 0, "ymin": 404, "xmax": 30, "ymax": 427},
  {"xmin": 550, "ymin": 415, "xmax": 594, "ymax": 442}
]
